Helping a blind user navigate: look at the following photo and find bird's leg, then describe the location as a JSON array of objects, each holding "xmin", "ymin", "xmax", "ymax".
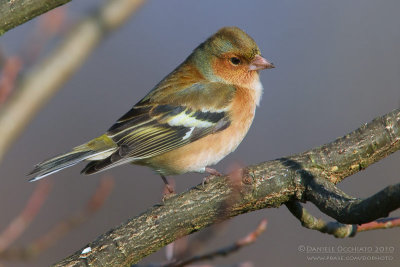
[
  {"xmin": 202, "ymin": 167, "xmax": 223, "ymax": 187},
  {"xmin": 161, "ymin": 175, "xmax": 175, "ymax": 194}
]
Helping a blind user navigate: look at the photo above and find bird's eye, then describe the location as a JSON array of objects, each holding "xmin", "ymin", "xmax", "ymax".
[{"xmin": 229, "ymin": 57, "xmax": 241, "ymax": 65}]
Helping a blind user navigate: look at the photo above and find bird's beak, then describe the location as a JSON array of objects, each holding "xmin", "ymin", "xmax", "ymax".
[{"xmin": 249, "ymin": 55, "xmax": 275, "ymax": 71}]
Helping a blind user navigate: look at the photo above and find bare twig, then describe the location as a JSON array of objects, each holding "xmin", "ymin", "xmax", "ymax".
[
  {"xmin": 357, "ymin": 217, "xmax": 400, "ymax": 232},
  {"xmin": 172, "ymin": 223, "xmax": 230, "ymax": 262},
  {"xmin": 165, "ymin": 220, "xmax": 267, "ymax": 267},
  {"xmin": 0, "ymin": 181, "xmax": 53, "ymax": 252}
]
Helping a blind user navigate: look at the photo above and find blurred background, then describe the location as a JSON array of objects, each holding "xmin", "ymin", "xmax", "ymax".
[{"xmin": 1, "ymin": 0, "xmax": 400, "ymax": 266}]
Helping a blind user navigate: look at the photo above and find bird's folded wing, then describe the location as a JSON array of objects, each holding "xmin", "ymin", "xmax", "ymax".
[{"xmin": 106, "ymin": 82, "xmax": 236, "ymax": 160}]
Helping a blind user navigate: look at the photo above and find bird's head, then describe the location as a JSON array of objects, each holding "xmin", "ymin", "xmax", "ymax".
[{"xmin": 189, "ymin": 27, "xmax": 274, "ymax": 86}]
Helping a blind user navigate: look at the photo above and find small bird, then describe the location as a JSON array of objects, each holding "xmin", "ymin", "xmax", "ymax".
[{"xmin": 28, "ymin": 26, "xmax": 274, "ymax": 184}]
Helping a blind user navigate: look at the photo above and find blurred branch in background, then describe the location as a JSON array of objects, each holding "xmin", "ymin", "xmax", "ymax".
[
  {"xmin": 0, "ymin": 6, "xmax": 67, "ymax": 107},
  {"xmin": 164, "ymin": 220, "xmax": 267, "ymax": 267},
  {"xmin": 0, "ymin": 0, "xmax": 144, "ymax": 264},
  {"xmin": 0, "ymin": 56, "xmax": 22, "ymax": 105},
  {"xmin": 21, "ymin": 7, "xmax": 69, "ymax": 67},
  {"xmin": 0, "ymin": 181, "xmax": 53, "ymax": 252},
  {"xmin": 0, "ymin": 0, "xmax": 146, "ymax": 164},
  {"xmin": 0, "ymin": 0, "xmax": 71, "ymax": 36},
  {"xmin": 166, "ymin": 221, "xmax": 229, "ymax": 263},
  {"xmin": 0, "ymin": 176, "xmax": 114, "ymax": 261}
]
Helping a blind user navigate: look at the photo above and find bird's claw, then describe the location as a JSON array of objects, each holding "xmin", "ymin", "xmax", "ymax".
[
  {"xmin": 162, "ymin": 190, "xmax": 176, "ymax": 202},
  {"xmin": 202, "ymin": 167, "xmax": 224, "ymax": 188}
]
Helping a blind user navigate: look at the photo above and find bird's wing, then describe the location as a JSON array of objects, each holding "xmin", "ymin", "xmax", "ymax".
[{"xmin": 81, "ymin": 82, "xmax": 235, "ymax": 174}]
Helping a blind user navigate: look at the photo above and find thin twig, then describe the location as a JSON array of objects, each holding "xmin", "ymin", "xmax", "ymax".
[
  {"xmin": 0, "ymin": 180, "xmax": 53, "ymax": 252},
  {"xmin": 166, "ymin": 219, "xmax": 267, "ymax": 267},
  {"xmin": 0, "ymin": 176, "xmax": 114, "ymax": 260},
  {"xmin": 357, "ymin": 217, "xmax": 400, "ymax": 232}
]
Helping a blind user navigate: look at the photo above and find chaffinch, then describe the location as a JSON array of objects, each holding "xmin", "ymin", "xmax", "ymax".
[{"xmin": 29, "ymin": 26, "xmax": 274, "ymax": 183}]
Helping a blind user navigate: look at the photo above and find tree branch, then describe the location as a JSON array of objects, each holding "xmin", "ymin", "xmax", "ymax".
[
  {"xmin": 285, "ymin": 201, "xmax": 355, "ymax": 238},
  {"xmin": 286, "ymin": 201, "xmax": 400, "ymax": 237},
  {"xmin": 52, "ymin": 109, "xmax": 400, "ymax": 266},
  {"xmin": 0, "ymin": 0, "xmax": 71, "ymax": 36},
  {"xmin": 304, "ymin": 176, "xmax": 400, "ymax": 224},
  {"xmin": 357, "ymin": 217, "xmax": 400, "ymax": 232},
  {"xmin": 279, "ymin": 109, "xmax": 400, "ymax": 185}
]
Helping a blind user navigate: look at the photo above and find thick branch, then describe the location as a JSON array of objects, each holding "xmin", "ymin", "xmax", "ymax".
[
  {"xmin": 285, "ymin": 108, "xmax": 400, "ymax": 184},
  {"xmin": 53, "ymin": 108, "xmax": 400, "ymax": 266},
  {"xmin": 0, "ymin": 0, "xmax": 71, "ymax": 36},
  {"xmin": 54, "ymin": 168, "xmax": 298, "ymax": 267},
  {"xmin": 304, "ymin": 176, "xmax": 400, "ymax": 224}
]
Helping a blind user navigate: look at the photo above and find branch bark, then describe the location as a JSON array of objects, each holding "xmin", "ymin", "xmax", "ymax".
[
  {"xmin": 0, "ymin": 0, "xmax": 71, "ymax": 36},
  {"xmin": 304, "ymin": 176, "xmax": 400, "ymax": 224},
  {"xmin": 52, "ymin": 108, "xmax": 400, "ymax": 267},
  {"xmin": 285, "ymin": 201, "xmax": 356, "ymax": 238}
]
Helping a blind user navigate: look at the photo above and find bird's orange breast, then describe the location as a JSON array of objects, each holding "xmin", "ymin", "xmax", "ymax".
[{"xmin": 135, "ymin": 85, "xmax": 258, "ymax": 175}]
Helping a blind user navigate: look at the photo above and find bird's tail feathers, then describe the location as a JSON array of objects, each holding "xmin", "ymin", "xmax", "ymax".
[{"xmin": 28, "ymin": 135, "xmax": 117, "ymax": 181}]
